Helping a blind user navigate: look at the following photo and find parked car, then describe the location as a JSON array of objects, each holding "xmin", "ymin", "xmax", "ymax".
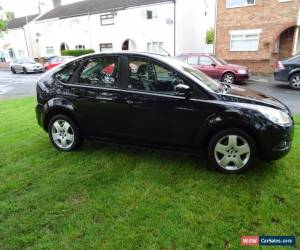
[
  {"xmin": 10, "ymin": 58, "xmax": 44, "ymax": 74},
  {"xmin": 35, "ymin": 52, "xmax": 293, "ymax": 173},
  {"xmin": 176, "ymin": 53, "xmax": 250, "ymax": 84},
  {"xmin": 44, "ymin": 56, "xmax": 75, "ymax": 71},
  {"xmin": 274, "ymin": 54, "xmax": 300, "ymax": 89}
]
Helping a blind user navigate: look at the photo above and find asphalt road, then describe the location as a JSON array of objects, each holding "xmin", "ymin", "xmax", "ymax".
[{"xmin": 0, "ymin": 70, "xmax": 299, "ymax": 115}]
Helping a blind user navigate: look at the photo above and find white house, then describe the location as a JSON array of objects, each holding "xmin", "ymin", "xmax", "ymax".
[
  {"xmin": 35, "ymin": 0, "xmax": 215, "ymax": 57},
  {"xmin": 0, "ymin": 14, "xmax": 40, "ymax": 62}
]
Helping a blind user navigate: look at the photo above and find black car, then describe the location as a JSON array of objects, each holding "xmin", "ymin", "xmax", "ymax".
[
  {"xmin": 274, "ymin": 54, "xmax": 300, "ymax": 89},
  {"xmin": 35, "ymin": 52, "xmax": 294, "ymax": 173}
]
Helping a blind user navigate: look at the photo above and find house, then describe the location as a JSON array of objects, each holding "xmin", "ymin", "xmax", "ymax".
[
  {"xmin": 215, "ymin": 0, "xmax": 300, "ymax": 74},
  {"xmin": 0, "ymin": 14, "xmax": 39, "ymax": 62},
  {"xmin": 35, "ymin": 0, "xmax": 215, "ymax": 57}
]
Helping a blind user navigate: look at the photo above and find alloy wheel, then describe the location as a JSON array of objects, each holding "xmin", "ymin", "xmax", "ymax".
[
  {"xmin": 223, "ymin": 73, "xmax": 235, "ymax": 84},
  {"xmin": 51, "ymin": 119, "xmax": 75, "ymax": 149},
  {"xmin": 291, "ymin": 75, "xmax": 300, "ymax": 89},
  {"xmin": 214, "ymin": 134, "xmax": 251, "ymax": 171}
]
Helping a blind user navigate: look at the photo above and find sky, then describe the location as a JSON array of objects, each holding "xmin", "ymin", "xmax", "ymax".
[{"xmin": 0, "ymin": 0, "xmax": 80, "ymax": 17}]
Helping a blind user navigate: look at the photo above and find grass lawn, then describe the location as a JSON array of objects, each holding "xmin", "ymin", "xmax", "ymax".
[{"xmin": 0, "ymin": 97, "xmax": 299, "ymax": 250}]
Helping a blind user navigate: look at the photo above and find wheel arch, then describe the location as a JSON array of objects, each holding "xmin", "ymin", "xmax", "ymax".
[
  {"xmin": 221, "ymin": 71, "xmax": 236, "ymax": 80},
  {"xmin": 288, "ymin": 69, "xmax": 300, "ymax": 81}
]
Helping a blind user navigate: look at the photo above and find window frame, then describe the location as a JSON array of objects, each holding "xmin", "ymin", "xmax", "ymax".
[
  {"xmin": 229, "ymin": 29, "xmax": 261, "ymax": 52},
  {"xmin": 226, "ymin": 0, "xmax": 255, "ymax": 8},
  {"xmin": 72, "ymin": 55, "xmax": 121, "ymax": 89},
  {"xmin": 124, "ymin": 55, "xmax": 200, "ymax": 97},
  {"xmin": 100, "ymin": 14, "xmax": 114, "ymax": 26}
]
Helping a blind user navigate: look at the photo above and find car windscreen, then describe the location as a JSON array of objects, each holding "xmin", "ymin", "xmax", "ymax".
[{"xmin": 163, "ymin": 57, "xmax": 223, "ymax": 92}]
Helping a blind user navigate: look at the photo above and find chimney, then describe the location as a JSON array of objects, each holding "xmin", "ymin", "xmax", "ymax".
[{"xmin": 52, "ymin": 0, "xmax": 61, "ymax": 8}]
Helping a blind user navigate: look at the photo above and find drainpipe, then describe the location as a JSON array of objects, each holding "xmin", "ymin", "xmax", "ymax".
[
  {"xmin": 88, "ymin": 12, "xmax": 92, "ymax": 49},
  {"xmin": 173, "ymin": 0, "xmax": 176, "ymax": 56},
  {"xmin": 213, "ymin": 0, "xmax": 218, "ymax": 54},
  {"xmin": 22, "ymin": 27, "xmax": 30, "ymax": 57}
]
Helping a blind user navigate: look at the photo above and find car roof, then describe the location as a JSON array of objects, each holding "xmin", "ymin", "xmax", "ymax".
[{"xmin": 176, "ymin": 53, "xmax": 214, "ymax": 57}]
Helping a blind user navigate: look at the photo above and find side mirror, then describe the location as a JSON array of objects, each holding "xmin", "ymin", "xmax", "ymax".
[
  {"xmin": 175, "ymin": 83, "xmax": 191, "ymax": 98},
  {"xmin": 211, "ymin": 63, "xmax": 217, "ymax": 67}
]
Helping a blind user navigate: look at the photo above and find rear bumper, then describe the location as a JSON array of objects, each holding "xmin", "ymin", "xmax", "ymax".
[{"xmin": 273, "ymin": 70, "xmax": 289, "ymax": 82}]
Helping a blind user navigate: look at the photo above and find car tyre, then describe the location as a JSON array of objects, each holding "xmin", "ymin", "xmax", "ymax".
[
  {"xmin": 48, "ymin": 114, "xmax": 82, "ymax": 152},
  {"xmin": 222, "ymin": 72, "xmax": 235, "ymax": 84},
  {"xmin": 289, "ymin": 73, "xmax": 300, "ymax": 90},
  {"xmin": 208, "ymin": 128, "xmax": 255, "ymax": 174},
  {"xmin": 23, "ymin": 67, "xmax": 28, "ymax": 74},
  {"xmin": 11, "ymin": 67, "xmax": 16, "ymax": 74}
]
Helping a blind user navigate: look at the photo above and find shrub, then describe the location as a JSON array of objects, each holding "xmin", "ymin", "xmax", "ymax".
[
  {"xmin": 206, "ymin": 28, "xmax": 215, "ymax": 45},
  {"xmin": 62, "ymin": 49, "xmax": 95, "ymax": 57}
]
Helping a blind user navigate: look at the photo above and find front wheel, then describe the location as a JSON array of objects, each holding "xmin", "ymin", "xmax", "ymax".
[
  {"xmin": 208, "ymin": 129, "xmax": 255, "ymax": 173},
  {"xmin": 48, "ymin": 115, "xmax": 82, "ymax": 151},
  {"xmin": 289, "ymin": 73, "xmax": 300, "ymax": 89},
  {"xmin": 23, "ymin": 67, "xmax": 28, "ymax": 74},
  {"xmin": 222, "ymin": 72, "xmax": 235, "ymax": 84}
]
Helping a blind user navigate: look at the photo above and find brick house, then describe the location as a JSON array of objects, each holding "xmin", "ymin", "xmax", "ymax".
[{"xmin": 215, "ymin": 0, "xmax": 300, "ymax": 74}]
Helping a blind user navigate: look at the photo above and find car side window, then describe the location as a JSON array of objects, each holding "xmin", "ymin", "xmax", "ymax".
[
  {"xmin": 56, "ymin": 62, "xmax": 78, "ymax": 83},
  {"xmin": 187, "ymin": 56, "xmax": 199, "ymax": 65},
  {"xmin": 127, "ymin": 57, "xmax": 191, "ymax": 95},
  {"xmin": 78, "ymin": 56, "xmax": 119, "ymax": 88},
  {"xmin": 199, "ymin": 56, "xmax": 213, "ymax": 66}
]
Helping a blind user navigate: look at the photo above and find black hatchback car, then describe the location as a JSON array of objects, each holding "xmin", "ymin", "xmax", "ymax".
[
  {"xmin": 274, "ymin": 54, "xmax": 300, "ymax": 89},
  {"xmin": 36, "ymin": 52, "xmax": 294, "ymax": 173}
]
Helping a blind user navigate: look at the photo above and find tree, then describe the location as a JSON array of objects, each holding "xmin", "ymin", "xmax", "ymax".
[
  {"xmin": 206, "ymin": 28, "xmax": 215, "ymax": 45},
  {"xmin": 0, "ymin": 7, "xmax": 15, "ymax": 36}
]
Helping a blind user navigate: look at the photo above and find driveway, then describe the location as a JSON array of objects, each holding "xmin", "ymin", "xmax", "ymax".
[{"xmin": 0, "ymin": 70, "xmax": 299, "ymax": 115}]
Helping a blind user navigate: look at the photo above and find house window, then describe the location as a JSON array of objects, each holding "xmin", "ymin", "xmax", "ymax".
[
  {"xmin": 100, "ymin": 43, "xmax": 113, "ymax": 52},
  {"xmin": 147, "ymin": 10, "xmax": 153, "ymax": 19},
  {"xmin": 226, "ymin": 0, "xmax": 255, "ymax": 8},
  {"xmin": 75, "ymin": 45, "xmax": 85, "ymax": 50},
  {"xmin": 147, "ymin": 42, "xmax": 164, "ymax": 54},
  {"xmin": 100, "ymin": 14, "xmax": 114, "ymax": 26},
  {"xmin": 46, "ymin": 46, "xmax": 55, "ymax": 55},
  {"xmin": 230, "ymin": 30, "xmax": 261, "ymax": 51}
]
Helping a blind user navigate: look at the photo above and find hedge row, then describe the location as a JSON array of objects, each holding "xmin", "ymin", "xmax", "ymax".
[{"xmin": 61, "ymin": 49, "xmax": 95, "ymax": 57}]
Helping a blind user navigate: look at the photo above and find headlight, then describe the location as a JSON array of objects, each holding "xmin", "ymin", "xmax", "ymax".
[
  {"xmin": 257, "ymin": 106, "xmax": 292, "ymax": 125},
  {"xmin": 238, "ymin": 69, "xmax": 247, "ymax": 74}
]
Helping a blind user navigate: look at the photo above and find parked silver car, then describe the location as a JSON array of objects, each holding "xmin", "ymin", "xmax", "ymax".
[{"xmin": 10, "ymin": 58, "xmax": 44, "ymax": 74}]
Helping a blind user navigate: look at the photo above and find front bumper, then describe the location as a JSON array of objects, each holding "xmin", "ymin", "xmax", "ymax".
[
  {"xmin": 258, "ymin": 122, "xmax": 294, "ymax": 161},
  {"xmin": 26, "ymin": 68, "xmax": 44, "ymax": 73},
  {"xmin": 235, "ymin": 73, "xmax": 250, "ymax": 81}
]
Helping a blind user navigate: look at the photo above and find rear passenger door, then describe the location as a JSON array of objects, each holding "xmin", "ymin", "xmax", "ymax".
[{"xmin": 61, "ymin": 55, "xmax": 127, "ymax": 137}]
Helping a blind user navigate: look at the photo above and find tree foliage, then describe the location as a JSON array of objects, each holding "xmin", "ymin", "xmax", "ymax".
[{"xmin": 206, "ymin": 28, "xmax": 215, "ymax": 45}]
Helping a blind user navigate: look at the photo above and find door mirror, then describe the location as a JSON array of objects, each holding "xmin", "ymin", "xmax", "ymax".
[
  {"xmin": 211, "ymin": 63, "xmax": 217, "ymax": 67},
  {"xmin": 175, "ymin": 83, "xmax": 191, "ymax": 98}
]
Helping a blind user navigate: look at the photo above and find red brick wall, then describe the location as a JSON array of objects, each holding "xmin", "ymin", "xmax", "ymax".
[{"xmin": 215, "ymin": 0, "xmax": 300, "ymax": 73}]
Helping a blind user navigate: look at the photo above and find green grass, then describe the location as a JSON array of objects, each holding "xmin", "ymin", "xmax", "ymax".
[{"xmin": 0, "ymin": 97, "xmax": 299, "ymax": 250}]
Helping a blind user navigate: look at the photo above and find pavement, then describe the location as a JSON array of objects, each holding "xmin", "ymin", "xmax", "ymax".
[{"xmin": 0, "ymin": 70, "xmax": 299, "ymax": 115}]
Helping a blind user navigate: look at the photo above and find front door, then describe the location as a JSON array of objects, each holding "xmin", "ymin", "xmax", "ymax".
[
  {"xmin": 198, "ymin": 56, "xmax": 220, "ymax": 79},
  {"xmin": 120, "ymin": 56, "xmax": 211, "ymax": 147}
]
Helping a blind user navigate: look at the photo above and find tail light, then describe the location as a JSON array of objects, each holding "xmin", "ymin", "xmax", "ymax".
[{"xmin": 277, "ymin": 61, "xmax": 285, "ymax": 70}]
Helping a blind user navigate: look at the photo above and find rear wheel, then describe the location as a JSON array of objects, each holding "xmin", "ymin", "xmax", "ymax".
[
  {"xmin": 23, "ymin": 67, "xmax": 28, "ymax": 74},
  {"xmin": 208, "ymin": 129, "xmax": 255, "ymax": 173},
  {"xmin": 222, "ymin": 72, "xmax": 235, "ymax": 84},
  {"xmin": 289, "ymin": 73, "xmax": 300, "ymax": 89},
  {"xmin": 48, "ymin": 115, "xmax": 82, "ymax": 151}
]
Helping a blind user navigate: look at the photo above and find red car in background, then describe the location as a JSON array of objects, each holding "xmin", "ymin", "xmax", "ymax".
[
  {"xmin": 44, "ymin": 56, "xmax": 75, "ymax": 71},
  {"xmin": 176, "ymin": 53, "xmax": 250, "ymax": 84}
]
